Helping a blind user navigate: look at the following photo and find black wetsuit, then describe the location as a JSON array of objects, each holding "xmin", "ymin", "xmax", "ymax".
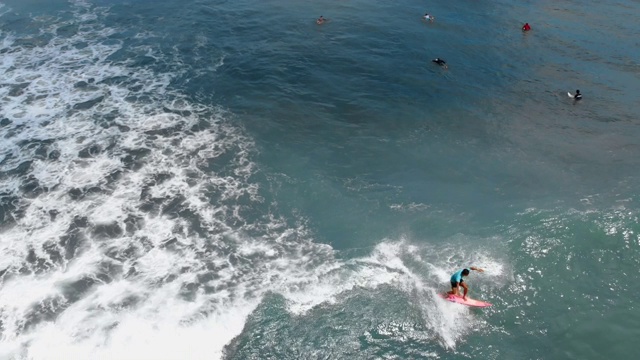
[{"xmin": 432, "ymin": 58, "xmax": 447, "ymax": 66}]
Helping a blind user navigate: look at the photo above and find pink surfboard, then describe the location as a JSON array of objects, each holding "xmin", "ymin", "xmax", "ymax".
[{"xmin": 440, "ymin": 294, "xmax": 492, "ymax": 308}]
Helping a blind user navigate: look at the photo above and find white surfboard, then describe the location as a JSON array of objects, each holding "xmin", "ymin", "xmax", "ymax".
[{"xmin": 567, "ymin": 92, "xmax": 574, "ymax": 98}]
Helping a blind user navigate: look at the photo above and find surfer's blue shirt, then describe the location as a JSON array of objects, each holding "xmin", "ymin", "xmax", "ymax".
[{"xmin": 451, "ymin": 268, "xmax": 470, "ymax": 283}]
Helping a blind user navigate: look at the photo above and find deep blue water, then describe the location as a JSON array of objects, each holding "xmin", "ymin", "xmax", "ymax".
[{"xmin": 1, "ymin": 0, "xmax": 639, "ymax": 359}]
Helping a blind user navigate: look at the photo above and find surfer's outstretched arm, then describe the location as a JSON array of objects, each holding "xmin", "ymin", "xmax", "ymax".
[{"xmin": 470, "ymin": 266, "xmax": 484, "ymax": 272}]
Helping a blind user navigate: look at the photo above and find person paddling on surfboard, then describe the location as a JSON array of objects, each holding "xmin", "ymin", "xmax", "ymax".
[
  {"xmin": 448, "ymin": 267, "xmax": 485, "ymax": 301},
  {"xmin": 316, "ymin": 15, "xmax": 327, "ymax": 25},
  {"xmin": 432, "ymin": 58, "xmax": 448, "ymax": 69}
]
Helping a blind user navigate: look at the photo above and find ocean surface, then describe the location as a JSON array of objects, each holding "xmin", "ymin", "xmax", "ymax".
[{"xmin": 1, "ymin": 0, "xmax": 639, "ymax": 359}]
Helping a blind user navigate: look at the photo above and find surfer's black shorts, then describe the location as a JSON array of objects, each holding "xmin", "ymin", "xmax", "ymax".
[{"xmin": 451, "ymin": 280, "xmax": 463, "ymax": 288}]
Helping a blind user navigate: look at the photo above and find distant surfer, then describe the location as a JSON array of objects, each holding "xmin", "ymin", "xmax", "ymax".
[
  {"xmin": 573, "ymin": 89, "xmax": 582, "ymax": 100},
  {"xmin": 568, "ymin": 89, "xmax": 582, "ymax": 101},
  {"xmin": 423, "ymin": 13, "xmax": 435, "ymax": 22},
  {"xmin": 522, "ymin": 22, "xmax": 531, "ymax": 31},
  {"xmin": 316, "ymin": 15, "xmax": 327, "ymax": 25},
  {"xmin": 448, "ymin": 267, "xmax": 485, "ymax": 300},
  {"xmin": 432, "ymin": 58, "xmax": 448, "ymax": 69}
]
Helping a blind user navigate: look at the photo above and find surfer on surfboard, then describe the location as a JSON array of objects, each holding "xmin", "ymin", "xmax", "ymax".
[{"xmin": 448, "ymin": 267, "xmax": 485, "ymax": 300}]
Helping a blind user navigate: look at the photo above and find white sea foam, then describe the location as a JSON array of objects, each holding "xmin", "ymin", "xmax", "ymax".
[
  {"xmin": 0, "ymin": 3, "xmax": 508, "ymax": 359},
  {"xmin": 0, "ymin": 3, "xmax": 254, "ymax": 358},
  {"xmin": 389, "ymin": 202, "xmax": 430, "ymax": 212}
]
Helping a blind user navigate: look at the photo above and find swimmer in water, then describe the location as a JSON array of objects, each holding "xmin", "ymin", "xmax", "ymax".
[
  {"xmin": 522, "ymin": 22, "xmax": 531, "ymax": 31},
  {"xmin": 316, "ymin": 15, "xmax": 327, "ymax": 25},
  {"xmin": 432, "ymin": 58, "xmax": 448, "ymax": 69},
  {"xmin": 423, "ymin": 13, "xmax": 435, "ymax": 22}
]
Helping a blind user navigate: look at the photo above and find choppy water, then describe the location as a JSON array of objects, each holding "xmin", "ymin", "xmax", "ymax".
[{"xmin": 1, "ymin": 1, "xmax": 639, "ymax": 359}]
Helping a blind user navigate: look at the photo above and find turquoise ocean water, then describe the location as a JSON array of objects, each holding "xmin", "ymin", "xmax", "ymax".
[{"xmin": 1, "ymin": 0, "xmax": 639, "ymax": 359}]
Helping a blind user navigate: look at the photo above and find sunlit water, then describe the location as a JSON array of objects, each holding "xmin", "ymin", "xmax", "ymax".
[{"xmin": 1, "ymin": 1, "xmax": 639, "ymax": 359}]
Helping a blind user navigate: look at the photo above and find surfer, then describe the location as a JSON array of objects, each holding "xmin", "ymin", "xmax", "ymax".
[
  {"xmin": 423, "ymin": 13, "xmax": 435, "ymax": 22},
  {"xmin": 432, "ymin": 58, "xmax": 448, "ymax": 69},
  {"xmin": 573, "ymin": 89, "xmax": 582, "ymax": 100},
  {"xmin": 568, "ymin": 89, "xmax": 582, "ymax": 101},
  {"xmin": 448, "ymin": 267, "xmax": 485, "ymax": 300},
  {"xmin": 522, "ymin": 22, "xmax": 531, "ymax": 31},
  {"xmin": 316, "ymin": 15, "xmax": 327, "ymax": 25}
]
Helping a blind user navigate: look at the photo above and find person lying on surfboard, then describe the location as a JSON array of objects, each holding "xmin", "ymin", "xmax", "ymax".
[
  {"xmin": 432, "ymin": 58, "xmax": 448, "ymax": 69},
  {"xmin": 448, "ymin": 267, "xmax": 485, "ymax": 300}
]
